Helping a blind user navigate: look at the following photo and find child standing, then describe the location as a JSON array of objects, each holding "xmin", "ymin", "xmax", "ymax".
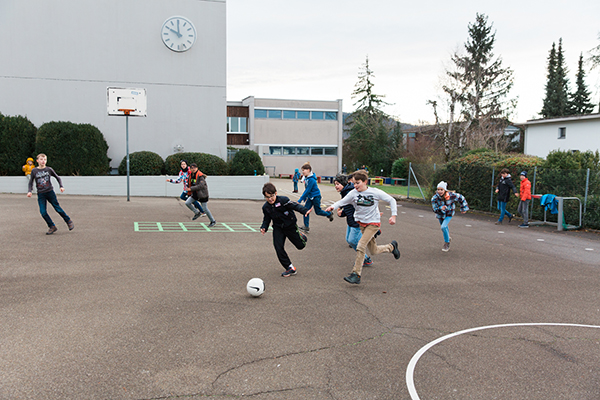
[
  {"xmin": 261, "ymin": 183, "xmax": 312, "ymax": 277},
  {"xmin": 27, "ymin": 154, "xmax": 74, "ymax": 235},
  {"xmin": 517, "ymin": 171, "xmax": 532, "ymax": 228},
  {"xmin": 298, "ymin": 163, "xmax": 333, "ymax": 233},
  {"xmin": 292, "ymin": 168, "xmax": 301, "ymax": 193},
  {"xmin": 495, "ymin": 168, "xmax": 517, "ymax": 225},
  {"xmin": 22, "ymin": 157, "xmax": 35, "ymax": 176},
  {"xmin": 431, "ymin": 181, "xmax": 469, "ymax": 252},
  {"xmin": 186, "ymin": 163, "xmax": 216, "ymax": 227},
  {"xmin": 325, "ymin": 171, "xmax": 400, "ymax": 285},
  {"xmin": 333, "ymin": 174, "xmax": 373, "ymax": 267},
  {"xmin": 166, "ymin": 159, "xmax": 204, "ymax": 215}
]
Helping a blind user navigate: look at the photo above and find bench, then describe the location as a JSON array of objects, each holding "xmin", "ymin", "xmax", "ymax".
[
  {"xmin": 370, "ymin": 178, "xmax": 384, "ymax": 185},
  {"xmin": 391, "ymin": 178, "xmax": 407, "ymax": 186}
]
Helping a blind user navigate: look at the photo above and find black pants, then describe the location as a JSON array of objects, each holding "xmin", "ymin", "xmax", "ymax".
[{"xmin": 272, "ymin": 224, "xmax": 306, "ymax": 269}]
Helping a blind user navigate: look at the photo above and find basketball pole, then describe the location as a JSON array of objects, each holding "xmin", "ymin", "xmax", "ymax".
[{"xmin": 119, "ymin": 109, "xmax": 134, "ymax": 202}]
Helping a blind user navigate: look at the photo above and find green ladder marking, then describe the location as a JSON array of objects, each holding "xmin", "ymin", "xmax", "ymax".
[
  {"xmin": 134, "ymin": 222, "xmax": 139, "ymax": 232},
  {"xmin": 179, "ymin": 223, "xmax": 188, "ymax": 232},
  {"xmin": 156, "ymin": 222, "xmax": 164, "ymax": 232},
  {"xmin": 242, "ymin": 223, "xmax": 257, "ymax": 232},
  {"xmin": 220, "ymin": 223, "xmax": 235, "ymax": 232}
]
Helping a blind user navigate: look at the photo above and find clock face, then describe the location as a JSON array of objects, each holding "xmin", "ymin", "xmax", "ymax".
[{"xmin": 161, "ymin": 16, "xmax": 197, "ymax": 52}]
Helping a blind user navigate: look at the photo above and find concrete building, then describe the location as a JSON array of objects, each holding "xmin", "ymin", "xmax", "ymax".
[
  {"xmin": 523, "ymin": 113, "xmax": 600, "ymax": 157},
  {"xmin": 0, "ymin": 0, "xmax": 226, "ymax": 170},
  {"xmin": 227, "ymin": 97, "xmax": 344, "ymax": 177}
]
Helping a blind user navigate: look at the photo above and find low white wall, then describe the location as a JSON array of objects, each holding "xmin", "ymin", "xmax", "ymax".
[{"xmin": 1, "ymin": 175, "xmax": 270, "ymax": 200}]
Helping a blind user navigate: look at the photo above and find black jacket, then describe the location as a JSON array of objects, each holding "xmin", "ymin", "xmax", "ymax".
[
  {"xmin": 339, "ymin": 183, "xmax": 359, "ymax": 228},
  {"xmin": 497, "ymin": 174, "xmax": 517, "ymax": 202},
  {"xmin": 261, "ymin": 196, "xmax": 309, "ymax": 230},
  {"xmin": 187, "ymin": 170, "xmax": 209, "ymax": 201}
]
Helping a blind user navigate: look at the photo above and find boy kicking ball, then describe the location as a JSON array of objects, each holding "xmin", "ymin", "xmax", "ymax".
[
  {"xmin": 325, "ymin": 170, "xmax": 400, "ymax": 285},
  {"xmin": 260, "ymin": 183, "xmax": 312, "ymax": 277}
]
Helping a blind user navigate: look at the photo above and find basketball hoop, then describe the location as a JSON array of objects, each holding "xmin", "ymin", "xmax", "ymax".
[{"xmin": 118, "ymin": 109, "xmax": 135, "ymax": 116}]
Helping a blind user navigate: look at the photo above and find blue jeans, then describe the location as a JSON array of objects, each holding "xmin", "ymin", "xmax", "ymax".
[
  {"xmin": 181, "ymin": 191, "xmax": 204, "ymax": 213},
  {"xmin": 497, "ymin": 201, "xmax": 512, "ymax": 222},
  {"xmin": 346, "ymin": 226, "xmax": 371, "ymax": 263},
  {"xmin": 438, "ymin": 216, "xmax": 452, "ymax": 243},
  {"xmin": 293, "ymin": 181, "xmax": 298, "ymax": 191},
  {"xmin": 302, "ymin": 195, "xmax": 332, "ymax": 228},
  {"xmin": 38, "ymin": 190, "xmax": 70, "ymax": 227}
]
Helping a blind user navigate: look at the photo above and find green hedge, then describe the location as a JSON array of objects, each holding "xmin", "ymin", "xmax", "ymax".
[
  {"xmin": 391, "ymin": 158, "xmax": 408, "ymax": 179},
  {"xmin": 0, "ymin": 113, "xmax": 37, "ymax": 175},
  {"xmin": 164, "ymin": 152, "xmax": 228, "ymax": 176},
  {"xmin": 36, "ymin": 121, "xmax": 111, "ymax": 176},
  {"xmin": 228, "ymin": 149, "xmax": 264, "ymax": 175},
  {"xmin": 119, "ymin": 151, "xmax": 165, "ymax": 175}
]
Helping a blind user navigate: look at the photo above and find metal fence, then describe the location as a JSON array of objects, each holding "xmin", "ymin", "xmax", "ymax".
[{"xmin": 406, "ymin": 163, "xmax": 600, "ymax": 230}]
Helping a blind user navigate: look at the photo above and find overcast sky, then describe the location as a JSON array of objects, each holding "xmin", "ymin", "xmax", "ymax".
[{"xmin": 226, "ymin": 0, "xmax": 600, "ymax": 125}]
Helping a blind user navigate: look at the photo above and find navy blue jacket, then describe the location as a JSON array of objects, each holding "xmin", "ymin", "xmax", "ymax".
[
  {"xmin": 298, "ymin": 173, "xmax": 321, "ymax": 202},
  {"xmin": 339, "ymin": 183, "xmax": 359, "ymax": 228},
  {"xmin": 261, "ymin": 196, "xmax": 310, "ymax": 230}
]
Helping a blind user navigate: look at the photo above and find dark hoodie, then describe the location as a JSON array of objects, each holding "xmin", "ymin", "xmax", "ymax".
[
  {"xmin": 497, "ymin": 174, "xmax": 517, "ymax": 202},
  {"xmin": 339, "ymin": 183, "xmax": 359, "ymax": 228}
]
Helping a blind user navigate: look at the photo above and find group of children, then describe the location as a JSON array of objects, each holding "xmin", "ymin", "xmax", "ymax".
[
  {"xmin": 260, "ymin": 164, "xmax": 400, "ymax": 284},
  {"xmin": 494, "ymin": 168, "xmax": 532, "ymax": 228}
]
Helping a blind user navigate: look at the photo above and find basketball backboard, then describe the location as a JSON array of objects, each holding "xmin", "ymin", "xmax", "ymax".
[{"xmin": 107, "ymin": 87, "xmax": 147, "ymax": 116}]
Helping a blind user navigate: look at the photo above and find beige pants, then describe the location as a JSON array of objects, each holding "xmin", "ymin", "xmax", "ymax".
[{"xmin": 353, "ymin": 224, "xmax": 393, "ymax": 276}]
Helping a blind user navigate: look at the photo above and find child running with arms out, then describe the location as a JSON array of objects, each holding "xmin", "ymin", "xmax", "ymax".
[
  {"xmin": 298, "ymin": 163, "xmax": 333, "ymax": 233},
  {"xmin": 27, "ymin": 153, "xmax": 74, "ymax": 235},
  {"xmin": 325, "ymin": 170, "xmax": 400, "ymax": 285},
  {"xmin": 260, "ymin": 183, "xmax": 312, "ymax": 277},
  {"xmin": 431, "ymin": 181, "xmax": 469, "ymax": 252}
]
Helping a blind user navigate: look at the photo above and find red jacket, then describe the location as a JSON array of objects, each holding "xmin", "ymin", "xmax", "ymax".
[{"xmin": 519, "ymin": 178, "xmax": 531, "ymax": 201}]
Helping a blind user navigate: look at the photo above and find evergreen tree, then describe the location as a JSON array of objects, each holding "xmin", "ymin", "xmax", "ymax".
[
  {"xmin": 344, "ymin": 56, "xmax": 395, "ymax": 175},
  {"xmin": 444, "ymin": 13, "xmax": 515, "ymax": 153},
  {"xmin": 541, "ymin": 38, "xmax": 571, "ymax": 118},
  {"xmin": 540, "ymin": 42, "xmax": 558, "ymax": 118},
  {"xmin": 569, "ymin": 53, "xmax": 595, "ymax": 114}
]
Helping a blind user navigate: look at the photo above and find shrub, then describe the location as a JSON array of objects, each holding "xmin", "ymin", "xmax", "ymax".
[
  {"xmin": 544, "ymin": 150, "xmax": 600, "ymax": 170},
  {"xmin": 0, "ymin": 113, "xmax": 37, "ymax": 176},
  {"xmin": 36, "ymin": 121, "xmax": 111, "ymax": 175},
  {"xmin": 229, "ymin": 149, "xmax": 265, "ymax": 175},
  {"xmin": 391, "ymin": 158, "xmax": 408, "ymax": 179},
  {"xmin": 119, "ymin": 151, "xmax": 164, "ymax": 175},
  {"xmin": 164, "ymin": 152, "xmax": 229, "ymax": 175}
]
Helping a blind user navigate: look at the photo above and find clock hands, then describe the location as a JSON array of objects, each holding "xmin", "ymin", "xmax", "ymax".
[{"xmin": 167, "ymin": 26, "xmax": 182, "ymax": 38}]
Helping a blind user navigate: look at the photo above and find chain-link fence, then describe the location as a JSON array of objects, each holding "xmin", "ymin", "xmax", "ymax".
[{"xmin": 406, "ymin": 163, "xmax": 600, "ymax": 230}]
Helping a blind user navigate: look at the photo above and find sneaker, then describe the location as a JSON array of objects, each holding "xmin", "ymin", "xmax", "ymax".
[
  {"xmin": 299, "ymin": 231, "xmax": 308, "ymax": 242},
  {"xmin": 374, "ymin": 229, "xmax": 382, "ymax": 239},
  {"xmin": 208, "ymin": 221, "xmax": 216, "ymax": 228},
  {"xmin": 192, "ymin": 213, "xmax": 201, "ymax": 221},
  {"xmin": 67, "ymin": 220, "xmax": 74, "ymax": 230},
  {"xmin": 495, "ymin": 220, "xmax": 502, "ymax": 225},
  {"xmin": 200, "ymin": 213, "xmax": 207, "ymax": 217},
  {"xmin": 362, "ymin": 258, "xmax": 373, "ymax": 267},
  {"xmin": 519, "ymin": 223, "xmax": 529, "ymax": 228},
  {"xmin": 281, "ymin": 267, "xmax": 297, "ymax": 277},
  {"xmin": 442, "ymin": 242, "xmax": 450, "ymax": 252},
  {"xmin": 508, "ymin": 215, "xmax": 513, "ymax": 224},
  {"xmin": 46, "ymin": 226, "xmax": 58, "ymax": 235},
  {"xmin": 391, "ymin": 240, "xmax": 401, "ymax": 259},
  {"xmin": 327, "ymin": 213, "xmax": 334, "ymax": 222},
  {"xmin": 344, "ymin": 272, "xmax": 361, "ymax": 284},
  {"xmin": 299, "ymin": 226, "xmax": 310, "ymax": 233}
]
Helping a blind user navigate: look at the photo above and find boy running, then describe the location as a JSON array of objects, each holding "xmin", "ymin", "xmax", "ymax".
[
  {"xmin": 27, "ymin": 154, "xmax": 74, "ymax": 235},
  {"xmin": 298, "ymin": 163, "xmax": 333, "ymax": 233},
  {"xmin": 325, "ymin": 171, "xmax": 400, "ymax": 285},
  {"xmin": 260, "ymin": 183, "xmax": 312, "ymax": 277}
]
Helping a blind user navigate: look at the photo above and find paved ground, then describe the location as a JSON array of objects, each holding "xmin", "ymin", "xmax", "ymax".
[{"xmin": 1, "ymin": 179, "xmax": 599, "ymax": 399}]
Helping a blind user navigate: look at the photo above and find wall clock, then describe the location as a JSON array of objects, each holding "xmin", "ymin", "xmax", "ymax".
[{"xmin": 161, "ymin": 16, "xmax": 197, "ymax": 52}]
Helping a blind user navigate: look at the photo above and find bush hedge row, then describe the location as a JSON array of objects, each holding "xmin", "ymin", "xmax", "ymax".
[{"xmin": 0, "ymin": 113, "xmax": 37, "ymax": 176}]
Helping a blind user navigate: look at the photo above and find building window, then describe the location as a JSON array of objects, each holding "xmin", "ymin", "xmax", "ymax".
[
  {"xmin": 268, "ymin": 110, "xmax": 282, "ymax": 119},
  {"xmin": 255, "ymin": 109, "xmax": 267, "ymax": 118},
  {"xmin": 283, "ymin": 110, "xmax": 296, "ymax": 119},
  {"xmin": 265, "ymin": 146, "xmax": 337, "ymax": 156},
  {"xmin": 311, "ymin": 111, "xmax": 324, "ymax": 120},
  {"xmin": 325, "ymin": 112, "xmax": 338, "ymax": 120},
  {"xmin": 297, "ymin": 111, "xmax": 310, "ymax": 119},
  {"xmin": 283, "ymin": 147, "xmax": 296, "ymax": 155},
  {"xmin": 227, "ymin": 117, "xmax": 247, "ymax": 133},
  {"xmin": 296, "ymin": 147, "xmax": 309, "ymax": 155},
  {"xmin": 324, "ymin": 147, "xmax": 337, "ymax": 156},
  {"xmin": 311, "ymin": 147, "xmax": 324, "ymax": 155},
  {"xmin": 558, "ymin": 127, "xmax": 566, "ymax": 139},
  {"xmin": 269, "ymin": 147, "xmax": 282, "ymax": 155}
]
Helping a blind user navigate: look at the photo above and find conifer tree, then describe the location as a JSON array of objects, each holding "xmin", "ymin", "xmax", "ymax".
[
  {"xmin": 540, "ymin": 42, "xmax": 558, "ymax": 118},
  {"xmin": 569, "ymin": 53, "xmax": 595, "ymax": 114},
  {"xmin": 541, "ymin": 39, "xmax": 570, "ymax": 118}
]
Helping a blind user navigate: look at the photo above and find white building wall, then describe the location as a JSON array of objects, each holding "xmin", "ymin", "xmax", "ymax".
[
  {"xmin": 0, "ymin": 0, "xmax": 226, "ymax": 169},
  {"xmin": 524, "ymin": 115, "xmax": 600, "ymax": 158}
]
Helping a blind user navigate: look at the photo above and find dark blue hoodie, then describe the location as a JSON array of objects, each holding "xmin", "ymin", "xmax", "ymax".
[{"xmin": 339, "ymin": 182, "xmax": 359, "ymax": 228}]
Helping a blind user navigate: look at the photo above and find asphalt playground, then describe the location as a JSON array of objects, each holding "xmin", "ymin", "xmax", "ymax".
[{"xmin": 1, "ymin": 178, "xmax": 599, "ymax": 399}]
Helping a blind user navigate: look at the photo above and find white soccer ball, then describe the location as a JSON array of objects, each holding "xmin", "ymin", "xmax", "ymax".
[{"xmin": 246, "ymin": 278, "xmax": 265, "ymax": 297}]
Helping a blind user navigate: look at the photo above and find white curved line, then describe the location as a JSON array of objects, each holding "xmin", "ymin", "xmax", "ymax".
[{"xmin": 406, "ymin": 322, "xmax": 600, "ymax": 400}]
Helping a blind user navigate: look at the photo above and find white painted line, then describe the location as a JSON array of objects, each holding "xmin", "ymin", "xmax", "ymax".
[
  {"xmin": 537, "ymin": 239, "xmax": 545, "ymax": 242},
  {"xmin": 418, "ymin": 215, "xmax": 424, "ymax": 218},
  {"xmin": 401, "ymin": 211, "xmax": 406, "ymax": 214},
  {"xmin": 465, "ymin": 224, "xmax": 472, "ymax": 227},
  {"xmin": 498, "ymin": 231, "xmax": 504, "ymax": 234},
  {"xmin": 585, "ymin": 248, "xmax": 594, "ymax": 251},
  {"xmin": 406, "ymin": 323, "xmax": 600, "ymax": 400}
]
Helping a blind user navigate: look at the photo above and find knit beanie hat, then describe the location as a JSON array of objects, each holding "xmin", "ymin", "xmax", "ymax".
[{"xmin": 437, "ymin": 181, "xmax": 448, "ymax": 191}]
